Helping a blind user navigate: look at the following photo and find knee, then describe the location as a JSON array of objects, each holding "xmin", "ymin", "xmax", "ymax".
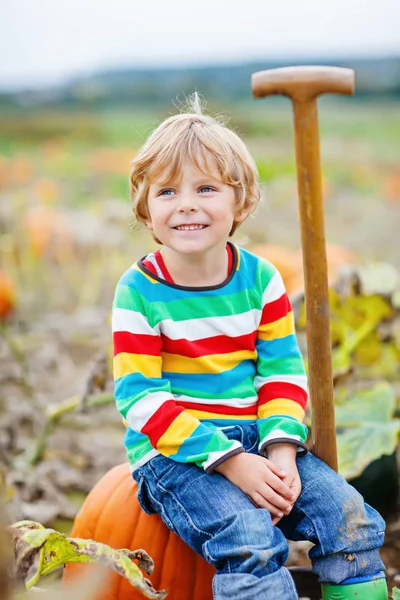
[
  {"xmin": 203, "ymin": 509, "xmax": 289, "ymax": 576},
  {"xmin": 335, "ymin": 484, "xmax": 386, "ymax": 553},
  {"xmin": 299, "ymin": 455, "xmax": 386, "ymax": 553}
]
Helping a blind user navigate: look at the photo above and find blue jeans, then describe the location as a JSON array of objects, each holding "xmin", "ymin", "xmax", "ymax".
[{"xmin": 132, "ymin": 422, "xmax": 386, "ymax": 600}]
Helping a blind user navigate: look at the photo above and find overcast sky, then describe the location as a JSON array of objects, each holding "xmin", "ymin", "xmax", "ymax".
[{"xmin": 1, "ymin": 0, "xmax": 399, "ymax": 90}]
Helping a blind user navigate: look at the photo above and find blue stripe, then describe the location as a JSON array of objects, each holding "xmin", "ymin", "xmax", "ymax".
[
  {"xmin": 165, "ymin": 360, "xmax": 256, "ymax": 395},
  {"xmin": 114, "ymin": 373, "xmax": 169, "ymax": 400},
  {"xmin": 201, "ymin": 418, "xmax": 257, "ymax": 426},
  {"xmin": 236, "ymin": 247, "xmax": 259, "ymax": 286},
  {"xmin": 170, "ymin": 423, "xmax": 218, "ymax": 461},
  {"xmin": 124, "ymin": 427, "xmax": 147, "ymax": 445},
  {"xmin": 256, "ymin": 335, "xmax": 302, "ymax": 359}
]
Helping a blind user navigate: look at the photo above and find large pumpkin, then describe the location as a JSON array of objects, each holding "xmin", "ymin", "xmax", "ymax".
[{"xmin": 63, "ymin": 463, "xmax": 215, "ymax": 600}]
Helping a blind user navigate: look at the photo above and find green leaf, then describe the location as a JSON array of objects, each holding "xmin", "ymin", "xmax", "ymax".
[
  {"xmin": 392, "ymin": 587, "xmax": 400, "ymax": 600},
  {"xmin": 337, "ymin": 421, "xmax": 400, "ymax": 480},
  {"xmin": 335, "ymin": 382, "xmax": 396, "ymax": 427},
  {"xmin": 10, "ymin": 520, "xmax": 167, "ymax": 599}
]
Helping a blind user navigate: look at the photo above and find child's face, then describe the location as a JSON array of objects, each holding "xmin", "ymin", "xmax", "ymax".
[{"xmin": 146, "ymin": 159, "xmax": 248, "ymax": 255}]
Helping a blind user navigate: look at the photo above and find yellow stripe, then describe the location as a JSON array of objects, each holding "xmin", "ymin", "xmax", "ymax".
[
  {"xmin": 133, "ymin": 263, "xmax": 159, "ymax": 283},
  {"xmin": 161, "ymin": 349, "xmax": 257, "ymax": 374},
  {"xmin": 258, "ymin": 312, "xmax": 294, "ymax": 341},
  {"xmin": 113, "ymin": 352, "xmax": 161, "ymax": 379},
  {"xmin": 156, "ymin": 412, "xmax": 199, "ymax": 455},
  {"xmin": 236, "ymin": 246, "xmax": 241, "ymax": 270},
  {"xmin": 258, "ymin": 398, "xmax": 305, "ymax": 421},
  {"xmin": 186, "ymin": 409, "xmax": 256, "ymax": 421}
]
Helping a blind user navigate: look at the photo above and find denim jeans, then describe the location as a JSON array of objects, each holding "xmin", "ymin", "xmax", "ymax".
[{"xmin": 132, "ymin": 422, "xmax": 386, "ymax": 600}]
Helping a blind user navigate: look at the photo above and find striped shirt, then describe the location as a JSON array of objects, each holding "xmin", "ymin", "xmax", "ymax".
[{"xmin": 112, "ymin": 242, "xmax": 308, "ymax": 473}]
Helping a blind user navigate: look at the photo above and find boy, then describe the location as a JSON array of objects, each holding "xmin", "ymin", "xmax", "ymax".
[{"xmin": 112, "ymin": 97, "xmax": 387, "ymax": 599}]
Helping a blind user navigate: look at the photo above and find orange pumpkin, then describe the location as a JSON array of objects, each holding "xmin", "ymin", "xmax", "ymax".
[
  {"xmin": 21, "ymin": 206, "xmax": 75, "ymax": 259},
  {"xmin": 63, "ymin": 463, "xmax": 215, "ymax": 600},
  {"xmin": 0, "ymin": 270, "xmax": 16, "ymax": 320},
  {"xmin": 251, "ymin": 243, "xmax": 356, "ymax": 296}
]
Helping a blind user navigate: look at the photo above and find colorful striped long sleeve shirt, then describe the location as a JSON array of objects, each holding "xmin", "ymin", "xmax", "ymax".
[{"xmin": 112, "ymin": 243, "xmax": 308, "ymax": 474}]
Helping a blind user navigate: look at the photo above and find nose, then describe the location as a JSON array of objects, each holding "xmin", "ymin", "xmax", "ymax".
[{"xmin": 177, "ymin": 194, "xmax": 199, "ymax": 213}]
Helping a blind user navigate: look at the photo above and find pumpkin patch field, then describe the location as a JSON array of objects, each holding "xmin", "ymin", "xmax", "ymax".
[{"xmin": 1, "ymin": 101, "xmax": 400, "ymax": 598}]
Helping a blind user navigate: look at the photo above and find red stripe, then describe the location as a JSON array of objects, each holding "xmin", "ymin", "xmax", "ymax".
[
  {"xmin": 227, "ymin": 242, "xmax": 233, "ymax": 275},
  {"xmin": 258, "ymin": 381, "xmax": 308, "ymax": 409},
  {"xmin": 161, "ymin": 331, "xmax": 257, "ymax": 358},
  {"xmin": 142, "ymin": 400, "xmax": 185, "ymax": 446},
  {"xmin": 154, "ymin": 251, "xmax": 175, "ymax": 283},
  {"xmin": 260, "ymin": 294, "xmax": 291, "ymax": 325},
  {"xmin": 113, "ymin": 331, "xmax": 161, "ymax": 356},
  {"xmin": 176, "ymin": 400, "xmax": 256, "ymax": 415},
  {"xmin": 141, "ymin": 257, "xmax": 158, "ymax": 276}
]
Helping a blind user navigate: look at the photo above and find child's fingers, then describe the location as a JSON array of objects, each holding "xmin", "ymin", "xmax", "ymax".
[
  {"xmin": 263, "ymin": 458, "xmax": 287, "ymax": 478},
  {"xmin": 257, "ymin": 484, "xmax": 293, "ymax": 513},
  {"xmin": 252, "ymin": 492, "xmax": 287, "ymax": 519},
  {"xmin": 264, "ymin": 470, "xmax": 295, "ymax": 502}
]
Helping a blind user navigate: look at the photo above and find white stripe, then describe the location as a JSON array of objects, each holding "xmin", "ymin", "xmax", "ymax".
[
  {"xmin": 202, "ymin": 441, "xmax": 243, "ymax": 471},
  {"xmin": 259, "ymin": 430, "xmax": 304, "ymax": 452},
  {"xmin": 160, "ymin": 309, "xmax": 261, "ymax": 341},
  {"xmin": 126, "ymin": 391, "xmax": 172, "ymax": 431},
  {"xmin": 112, "ymin": 307, "xmax": 160, "ymax": 335},
  {"xmin": 146, "ymin": 253, "xmax": 165, "ymax": 279},
  {"xmin": 174, "ymin": 394, "xmax": 258, "ymax": 408},
  {"xmin": 261, "ymin": 271, "xmax": 286, "ymax": 307},
  {"xmin": 130, "ymin": 448, "xmax": 160, "ymax": 471},
  {"xmin": 254, "ymin": 374, "xmax": 308, "ymax": 393}
]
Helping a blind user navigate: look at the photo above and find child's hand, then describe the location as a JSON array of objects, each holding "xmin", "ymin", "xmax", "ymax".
[
  {"xmin": 214, "ymin": 452, "xmax": 295, "ymax": 521},
  {"xmin": 267, "ymin": 444, "xmax": 302, "ymax": 525}
]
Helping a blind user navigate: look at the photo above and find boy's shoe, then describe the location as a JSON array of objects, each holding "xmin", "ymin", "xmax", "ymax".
[{"xmin": 321, "ymin": 578, "xmax": 388, "ymax": 599}]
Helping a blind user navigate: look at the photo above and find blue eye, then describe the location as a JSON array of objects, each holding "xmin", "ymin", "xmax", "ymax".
[
  {"xmin": 159, "ymin": 189, "xmax": 175, "ymax": 196},
  {"xmin": 200, "ymin": 186, "xmax": 214, "ymax": 193}
]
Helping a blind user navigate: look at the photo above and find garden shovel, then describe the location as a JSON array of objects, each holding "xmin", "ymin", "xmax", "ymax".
[{"xmin": 252, "ymin": 66, "xmax": 355, "ymax": 472}]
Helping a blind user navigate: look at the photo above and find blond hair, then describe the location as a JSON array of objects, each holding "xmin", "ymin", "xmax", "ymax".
[{"xmin": 129, "ymin": 95, "xmax": 261, "ymax": 241}]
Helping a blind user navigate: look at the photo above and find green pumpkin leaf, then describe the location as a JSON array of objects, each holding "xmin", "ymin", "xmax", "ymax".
[
  {"xmin": 335, "ymin": 382, "xmax": 396, "ymax": 427},
  {"xmin": 10, "ymin": 520, "xmax": 167, "ymax": 599},
  {"xmin": 337, "ymin": 420, "xmax": 400, "ymax": 480},
  {"xmin": 392, "ymin": 587, "xmax": 400, "ymax": 600}
]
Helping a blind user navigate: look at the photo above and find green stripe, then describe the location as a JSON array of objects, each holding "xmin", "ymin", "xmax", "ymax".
[
  {"xmin": 203, "ymin": 431, "xmax": 238, "ymax": 454},
  {"xmin": 151, "ymin": 289, "xmax": 258, "ymax": 322},
  {"xmin": 258, "ymin": 416, "xmax": 308, "ymax": 443},
  {"xmin": 171, "ymin": 379, "xmax": 254, "ymax": 400},
  {"xmin": 256, "ymin": 355, "xmax": 306, "ymax": 378},
  {"xmin": 126, "ymin": 438, "xmax": 154, "ymax": 464},
  {"xmin": 255, "ymin": 259, "xmax": 277, "ymax": 289},
  {"xmin": 113, "ymin": 285, "xmax": 151, "ymax": 314}
]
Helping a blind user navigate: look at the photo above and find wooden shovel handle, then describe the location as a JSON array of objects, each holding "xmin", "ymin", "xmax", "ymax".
[
  {"xmin": 252, "ymin": 66, "xmax": 354, "ymax": 102},
  {"xmin": 251, "ymin": 65, "xmax": 355, "ymax": 471}
]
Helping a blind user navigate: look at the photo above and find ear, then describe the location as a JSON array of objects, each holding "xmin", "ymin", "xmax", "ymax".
[
  {"xmin": 145, "ymin": 219, "xmax": 154, "ymax": 231},
  {"xmin": 234, "ymin": 204, "xmax": 252, "ymax": 224}
]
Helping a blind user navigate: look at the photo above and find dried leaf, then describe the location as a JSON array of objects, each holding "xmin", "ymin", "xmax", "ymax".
[
  {"xmin": 352, "ymin": 263, "xmax": 400, "ymax": 297},
  {"xmin": 10, "ymin": 520, "xmax": 167, "ymax": 599}
]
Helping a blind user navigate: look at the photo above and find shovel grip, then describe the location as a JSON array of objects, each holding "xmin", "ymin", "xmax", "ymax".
[{"xmin": 252, "ymin": 66, "xmax": 354, "ymax": 102}]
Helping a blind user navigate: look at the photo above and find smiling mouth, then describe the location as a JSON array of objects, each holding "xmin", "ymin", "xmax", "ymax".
[{"xmin": 173, "ymin": 224, "xmax": 209, "ymax": 231}]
